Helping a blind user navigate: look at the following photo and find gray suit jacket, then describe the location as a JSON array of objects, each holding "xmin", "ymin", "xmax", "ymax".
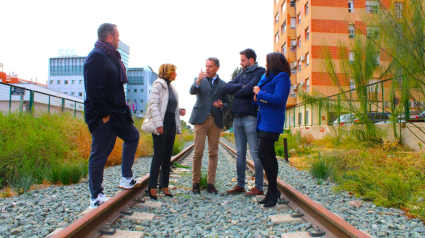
[{"xmin": 188, "ymin": 76, "xmax": 229, "ymax": 128}]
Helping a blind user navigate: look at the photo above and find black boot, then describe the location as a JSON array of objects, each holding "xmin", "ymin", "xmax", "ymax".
[
  {"xmin": 263, "ymin": 190, "xmax": 281, "ymax": 207},
  {"xmin": 258, "ymin": 191, "xmax": 269, "ymax": 205}
]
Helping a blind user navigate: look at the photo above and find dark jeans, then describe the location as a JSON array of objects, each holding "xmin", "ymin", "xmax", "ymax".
[
  {"xmin": 258, "ymin": 137, "xmax": 279, "ymax": 193},
  {"xmin": 88, "ymin": 119, "xmax": 140, "ymax": 199},
  {"xmin": 148, "ymin": 113, "xmax": 176, "ymax": 189}
]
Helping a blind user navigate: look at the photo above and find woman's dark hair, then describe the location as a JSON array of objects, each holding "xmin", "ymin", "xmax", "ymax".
[{"xmin": 265, "ymin": 52, "xmax": 291, "ymax": 77}]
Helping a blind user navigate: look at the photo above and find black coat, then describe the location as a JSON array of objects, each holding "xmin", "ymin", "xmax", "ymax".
[
  {"xmin": 83, "ymin": 48, "xmax": 133, "ymax": 133},
  {"xmin": 225, "ymin": 64, "xmax": 266, "ymax": 117}
]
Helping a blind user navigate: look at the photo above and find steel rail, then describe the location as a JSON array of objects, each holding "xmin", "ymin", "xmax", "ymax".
[
  {"xmin": 53, "ymin": 144, "xmax": 194, "ymax": 238},
  {"xmin": 219, "ymin": 140, "xmax": 370, "ymax": 238}
]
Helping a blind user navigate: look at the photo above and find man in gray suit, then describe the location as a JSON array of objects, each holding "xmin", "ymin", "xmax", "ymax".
[{"xmin": 189, "ymin": 57, "xmax": 229, "ymax": 194}]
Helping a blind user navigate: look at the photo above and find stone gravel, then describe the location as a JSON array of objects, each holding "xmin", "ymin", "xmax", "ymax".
[
  {"xmin": 1, "ymin": 138, "xmax": 424, "ymax": 238},
  {"xmin": 223, "ymin": 138, "xmax": 425, "ymax": 238}
]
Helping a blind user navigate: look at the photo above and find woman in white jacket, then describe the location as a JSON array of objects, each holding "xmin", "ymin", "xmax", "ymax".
[{"xmin": 145, "ymin": 64, "xmax": 185, "ymax": 200}]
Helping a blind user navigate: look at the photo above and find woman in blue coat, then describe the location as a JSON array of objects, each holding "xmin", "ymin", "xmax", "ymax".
[{"xmin": 253, "ymin": 52, "xmax": 291, "ymax": 207}]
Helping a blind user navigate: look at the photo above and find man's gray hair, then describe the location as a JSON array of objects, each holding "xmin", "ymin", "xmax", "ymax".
[
  {"xmin": 206, "ymin": 57, "xmax": 220, "ymax": 67},
  {"xmin": 98, "ymin": 23, "xmax": 117, "ymax": 41}
]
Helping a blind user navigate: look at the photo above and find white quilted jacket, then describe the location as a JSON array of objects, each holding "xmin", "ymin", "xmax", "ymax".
[{"xmin": 145, "ymin": 78, "xmax": 182, "ymax": 135}]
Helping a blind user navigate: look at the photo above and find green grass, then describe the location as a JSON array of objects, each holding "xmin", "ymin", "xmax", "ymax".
[
  {"xmin": 199, "ymin": 172, "xmax": 208, "ymax": 189},
  {"xmin": 171, "ymin": 162, "xmax": 190, "ymax": 169},
  {"xmin": 308, "ymin": 153, "xmax": 334, "ymax": 184}
]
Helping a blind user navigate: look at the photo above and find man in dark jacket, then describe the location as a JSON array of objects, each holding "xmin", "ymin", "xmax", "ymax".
[
  {"xmin": 225, "ymin": 48, "xmax": 266, "ymax": 196},
  {"xmin": 84, "ymin": 23, "xmax": 141, "ymax": 208}
]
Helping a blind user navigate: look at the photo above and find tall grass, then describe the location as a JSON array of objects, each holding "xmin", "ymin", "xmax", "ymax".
[{"xmin": 308, "ymin": 153, "xmax": 333, "ymax": 185}]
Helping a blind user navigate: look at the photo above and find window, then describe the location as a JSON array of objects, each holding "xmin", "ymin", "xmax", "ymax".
[
  {"xmin": 291, "ymin": 68, "xmax": 297, "ymax": 75},
  {"xmin": 282, "ymin": 21, "xmax": 287, "ymax": 34},
  {"xmin": 298, "ymin": 13, "xmax": 301, "ymax": 25},
  {"xmin": 64, "ymin": 80, "xmax": 68, "ymax": 84},
  {"xmin": 141, "ymin": 89, "xmax": 144, "ymax": 92},
  {"xmin": 305, "ymin": 2, "xmax": 309, "ymax": 15},
  {"xmin": 282, "ymin": 1, "xmax": 287, "ymax": 13},
  {"xmin": 79, "ymin": 80, "xmax": 83, "ymax": 84},
  {"xmin": 298, "ymin": 112, "xmax": 302, "ymax": 125},
  {"xmin": 282, "ymin": 43, "xmax": 287, "ymax": 55},
  {"xmin": 350, "ymin": 78, "xmax": 355, "ymax": 90},
  {"xmin": 72, "ymin": 80, "xmax": 75, "ymax": 84},
  {"xmin": 395, "ymin": 2, "xmax": 403, "ymax": 19},
  {"xmin": 79, "ymin": 92, "xmax": 83, "ymax": 97},
  {"xmin": 348, "ymin": 1, "xmax": 354, "ymax": 12},
  {"xmin": 306, "ymin": 53, "xmax": 310, "ymax": 66},
  {"xmin": 64, "ymin": 92, "xmax": 68, "ymax": 94},
  {"xmin": 275, "ymin": 13, "xmax": 279, "ymax": 24},
  {"xmin": 127, "ymin": 89, "xmax": 130, "ymax": 92},
  {"xmin": 298, "ymin": 60, "xmax": 302, "ymax": 72},
  {"xmin": 290, "ymin": 93, "xmax": 296, "ymax": 97},
  {"xmin": 134, "ymin": 89, "xmax": 137, "ymax": 92},
  {"xmin": 50, "ymin": 80, "xmax": 53, "ymax": 84},
  {"xmin": 140, "ymin": 99, "xmax": 144, "ymax": 103},
  {"xmin": 305, "ymin": 111, "xmax": 309, "ymax": 124},
  {"xmin": 305, "ymin": 27, "xmax": 309, "ymax": 40},
  {"xmin": 366, "ymin": 1, "xmax": 379, "ymax": 14},
  {"xmin": 298, "ymin": 36, "xmax": 301, "ymax": 48},
  {"xmin": 306, "ymin": 79, "xmax": 310, "ymax": 92},
  {"xmin": 291, "ymin": 40, "xmax": 297, "ymax": 51},
  {"xmin": 57, "ymin": 80, "xmax": 61, "ymax": 84},
  {"xmin": 349, "ymin": 25, "xmax": 355, "ymax": 38},
  {"xmin": 368, "ymin": 79, "xmax": 380, "ymax": 92},
  {"xmin": 71, "ymin": 92, "xmax": 75, "ymax": 96},
  {"xmin": 376, "ymin": 54, "xmax": 380, "ymax": 65},
  {"xmin": 275, "ymin": 0, "xmax": 278, "ymax": 5},
  {"xmin": 367, "ymin": 26, "xmax": 379, "ymax": 38},
  {"xmin": 290, "ymin": 17, "xmax": 296, "ymax": 28},
  {"xmin": 275, "ymin": 32, "xmax": 279, "ymax": 43},
  {"xmin": 290, "ymin": 0, "xmax": 295, "ymax": 7},
  {"xmin": 140, "ymin": 110, "xmax": 144, "ymax": 113},
  {"xmin": 349, "ymin": 51, "xmax": 355, "ymax": 62}
]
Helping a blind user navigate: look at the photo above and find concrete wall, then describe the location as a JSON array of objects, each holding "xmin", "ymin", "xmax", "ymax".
[{"xmin": 291, "ymin": 122, "xmax": 425, "ymax": 151}]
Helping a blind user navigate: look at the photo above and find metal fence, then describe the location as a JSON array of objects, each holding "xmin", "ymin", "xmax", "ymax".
[
  {"xmin": 0, "ymin": 82, "xmax": 84, "ymax": 117},
  {"xmin": 284, "ymin": 78, "xmax": 423, "ymax": 128}
]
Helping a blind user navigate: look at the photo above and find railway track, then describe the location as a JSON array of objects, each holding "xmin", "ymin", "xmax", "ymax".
[{"xmin": 49, "ymin": 140, "xmax": 371, "ymax": 238}]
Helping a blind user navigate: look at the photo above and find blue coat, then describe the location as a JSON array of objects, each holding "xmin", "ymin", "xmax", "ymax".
[{"xmin": 253, "ymin": 72, "xmax": 291, "ymax": 134}]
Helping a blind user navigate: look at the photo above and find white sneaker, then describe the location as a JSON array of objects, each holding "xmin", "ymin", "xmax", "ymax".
[
  {"xmin": 89, "ymin": 193, "xmax": 109, "ymax": 208},
  {"xmin": 119, "ymin": 177, "xmax": 142, "ymax": 189}
]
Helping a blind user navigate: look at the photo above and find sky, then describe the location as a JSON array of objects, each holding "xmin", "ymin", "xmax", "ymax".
[{"xmin": 1, "ymin": 0, "xmax": 273, "ymax": 122}]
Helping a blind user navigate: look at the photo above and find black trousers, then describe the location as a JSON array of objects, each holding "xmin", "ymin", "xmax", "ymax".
[
  {"xmin": 258, "ymin": 137, "xmax": 279, "ymax": 193},
  {"xmin": 148, "ymin": 113, "xmax": 176, "ymax": 188}
]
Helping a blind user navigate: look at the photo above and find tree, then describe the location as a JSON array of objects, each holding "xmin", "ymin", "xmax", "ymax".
[{"xmin": 223, "ymin": 67, "xmax": 242, "ymax": 130}]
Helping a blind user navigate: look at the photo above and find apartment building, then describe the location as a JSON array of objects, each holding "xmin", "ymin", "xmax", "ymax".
[{"xmin": 273, "ymin": 0, "xmax": 399, "ymax": 126}]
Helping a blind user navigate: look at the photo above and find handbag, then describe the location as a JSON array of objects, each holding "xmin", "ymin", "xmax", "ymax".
[{"xmin": 141, "ymin": 107, "xmax": 159, "ymax": 135}]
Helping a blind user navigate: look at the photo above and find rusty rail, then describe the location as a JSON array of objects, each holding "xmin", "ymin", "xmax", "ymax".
[
  {"xmin": 53, "ymin": 144, "xmax": 194, "ymax": 238},
  {"xmin": 219, "ymin": 140, "xmax": 370, "ymax": 238}
]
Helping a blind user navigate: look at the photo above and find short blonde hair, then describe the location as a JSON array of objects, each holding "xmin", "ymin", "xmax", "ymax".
[{"xmin": 158, "ymin": 64, "xmax": 177, "ymax": 80}]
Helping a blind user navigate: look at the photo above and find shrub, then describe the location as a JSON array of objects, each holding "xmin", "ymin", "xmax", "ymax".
[
  {"xmin": 8, "ymin": 174, "xmax": 36, "ymax": 195},
  {"xmin": 309, "ymin": 153, "xmax": 333, "ymax": 184}
]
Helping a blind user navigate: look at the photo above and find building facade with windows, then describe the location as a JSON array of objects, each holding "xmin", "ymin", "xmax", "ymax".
[
  {"xmin": 126, "ymin": 66, "xmax": 157, "ymax": 117},
  {"xmin": 273, "ymin": 0, "xmax": 397, "ymax": 126},
  {"xmin": 47, "ymin": 41, "xmax": 130, "ymax": 100}
]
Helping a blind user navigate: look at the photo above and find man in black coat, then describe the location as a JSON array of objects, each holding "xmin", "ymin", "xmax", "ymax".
[
  {"xmin": 84, "ymin": 23, "xmax": 141, "ymax": 208},
  {"xmin": 225, "ymin": 48, "xmax": 266, "ymax": 196}
]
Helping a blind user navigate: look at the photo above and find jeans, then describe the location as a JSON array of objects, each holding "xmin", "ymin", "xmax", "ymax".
[
  {"xmin": 233, "ymin": 115, "xmax": 263, "ymax": 191},
  {"xmin": 149, "ymin": 113, "xmax": 176, "ymax": 189},
  {"xmin": 88, "ymin": 119, "xmax": 140, "ymax": 199}
]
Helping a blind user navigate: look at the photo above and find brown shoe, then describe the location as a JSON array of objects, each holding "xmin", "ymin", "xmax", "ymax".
[
  {"xmin": 207, "ymin": 184, "xmax": 218, "ymax": 194},
  {"xmin": 244, "ymin": 187, "xmax": 263, "ymax": 196},
  {"xmin": 192, "ymin": 183, "xmax": 200, "ymax": 194},
  {"xmin": 226, "ymin": 185, "xmax": 245, "ymax": 194}
]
